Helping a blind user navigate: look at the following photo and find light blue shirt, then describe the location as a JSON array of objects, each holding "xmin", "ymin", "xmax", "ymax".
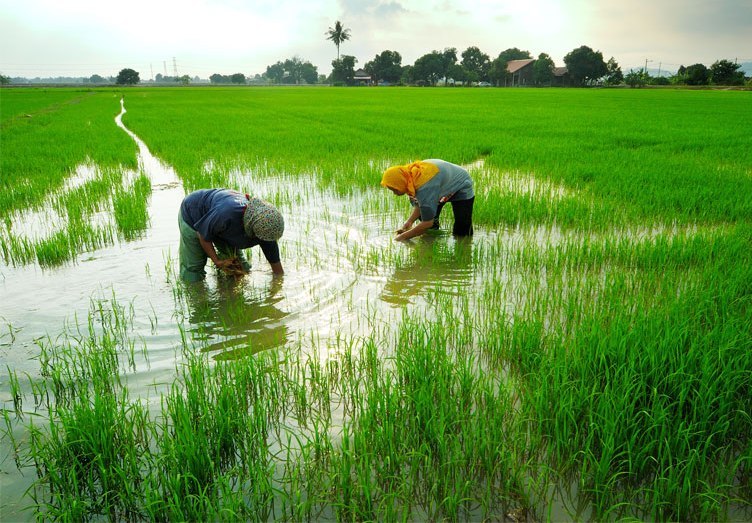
[{"xmin": 412, "ymin": 159, "xmax": 474, "ymax": 221}]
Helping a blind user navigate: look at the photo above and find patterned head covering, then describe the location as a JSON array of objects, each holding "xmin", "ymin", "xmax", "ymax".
[
  {"xmin": 380, "ymin": 161, "xmax": 440, "ymax": 197},
  {"xmin": 243, "ymin": 197, "xmax": 284, "ymax": 241}
]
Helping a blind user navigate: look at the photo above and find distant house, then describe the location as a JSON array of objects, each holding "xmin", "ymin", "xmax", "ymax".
[
  {"xmin": 552, "ymin": 66, "xmax": 570, "ymax": 87},
  {"xmin": 353, "ymin": 69, "xmax": 372, "ymax": 86},
  {"xmin": 506, "ymin": 59, "xmax": 535, "ymax": 86}
]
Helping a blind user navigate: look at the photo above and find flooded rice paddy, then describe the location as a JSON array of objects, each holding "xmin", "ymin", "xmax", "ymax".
[
  {"xmin": 1, "ymin": 100, "xmax": 746, "ymax": 521},
  {"xmin": 1, "ymin": 102, "xmax": 492, "ymax": 518},
  {"xmin": 1, "ymin": 100, "xmax": 585, "ymax": 377}
]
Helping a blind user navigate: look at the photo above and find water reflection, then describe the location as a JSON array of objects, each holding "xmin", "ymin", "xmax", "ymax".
[
  {"xmin": 381, "ymin": 234, "xmax": 475, "ymax": 306},
  {"xmin": 181, "ymin": 276, "xmax": 288, "ymax": 360}
]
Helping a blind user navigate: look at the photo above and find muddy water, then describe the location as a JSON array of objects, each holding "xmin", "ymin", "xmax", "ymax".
[
  {"xmin": 0, "ymin": 103, "xmax": 485, "ymax": 518},
  {"xmin": 0, "ymin": 101, "xmax": 479, "ymax": 373},
  {"xmin": 2, "ymin": 102, "xmax": 733, "ymax": 521},
  {"xmin": 0, "ymin": 101, "xmax": 488, "ymax": 521}
]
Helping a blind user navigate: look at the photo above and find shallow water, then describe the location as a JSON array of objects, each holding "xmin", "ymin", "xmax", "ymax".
[
  {"xmin": 1, "ymin": 101, "xmax": 739, "ymax": 521},
  {"xmin": 0, "ymin": 103, "xmax": 487, "ymax": 519}
]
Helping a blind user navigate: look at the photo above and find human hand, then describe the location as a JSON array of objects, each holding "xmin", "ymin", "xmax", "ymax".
[
  {"xmin": 217, "ymin": 258, "xmax": 247, "ymax": 278},
  {"xmin": 215, "ymin": 258, "xmax": 234, "ymax": 270},
  {"xmin": 396, "ymin": 223, "xmax": 412, "ymax": 234}
]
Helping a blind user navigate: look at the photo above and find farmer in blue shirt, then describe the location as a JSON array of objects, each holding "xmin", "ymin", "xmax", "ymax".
[
  {"xmin": 178, "ymin": 189, "xmax": 284, "ymax": 282},
  {"xmin": 381, "ymin": 159, "xmax": 474, "ymax": 241}
]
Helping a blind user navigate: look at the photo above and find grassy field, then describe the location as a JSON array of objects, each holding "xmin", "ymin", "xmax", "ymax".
[
  {"xmin": 1, "ymin": 86, "xmax": 751, "ymax": 521},
  {"xmin": 119, "ymin": 87, "xmax": 752, "ymax": 224}
]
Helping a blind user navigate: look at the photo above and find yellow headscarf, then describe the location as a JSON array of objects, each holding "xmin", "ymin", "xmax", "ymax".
[{"xmin": 380, "ymin": 161, "xmax": 440, "ymax": 197}]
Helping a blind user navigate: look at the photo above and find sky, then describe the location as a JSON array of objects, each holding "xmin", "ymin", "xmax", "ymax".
[{"xmin": 1, "ymin": 0, "xmax": 750, "ymax": 79}]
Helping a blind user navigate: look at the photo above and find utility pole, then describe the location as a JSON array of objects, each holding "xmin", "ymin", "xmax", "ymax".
[
  {"xmin": 173, "ymin": 57, "xmax": 178, "ymax": 78},
  {"xmin": 657, "ymin": 62, "xmax": 662, "ymax": 77}
]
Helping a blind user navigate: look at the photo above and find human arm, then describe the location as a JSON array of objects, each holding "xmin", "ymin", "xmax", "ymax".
[
  {"xmin": 258, "ymin": 240, "xmax": 284, "ymax": 275},
  {"xmin": 269, "ymin": 261, "xmax": 284, "ymax": 275},
  {"xmin": 396, "ymin": 206, "xmax": 422, "ymax": 234},
  {"xmin": 197, "ymin": 232, "xmax": 234, "ymax": 270},
  {"xmin": 395, "ymin": 219, "xmax": 434, "ymax": 241}
]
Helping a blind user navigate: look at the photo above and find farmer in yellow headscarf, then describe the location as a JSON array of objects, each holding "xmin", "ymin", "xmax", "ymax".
[{"xmin": 381, "ymin": 159, "xmax": 474, "ymax": 241}]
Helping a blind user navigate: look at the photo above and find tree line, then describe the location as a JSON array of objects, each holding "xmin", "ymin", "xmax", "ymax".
[
  {"xmin": 249, "ymin": 47, "xmax": 747, "ymax": 88},
  {"xmin": 4, "ymin": 18, "xmax": 747, "ymax": 88}
]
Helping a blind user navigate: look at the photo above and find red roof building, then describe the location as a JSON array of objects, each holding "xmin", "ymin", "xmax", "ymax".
[{"xmin": 506, "ymin": 59, "xmax": 536, "ymax": 86}]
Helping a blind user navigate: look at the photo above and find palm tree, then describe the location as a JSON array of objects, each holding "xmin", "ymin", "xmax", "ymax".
[{"xmin": 325, "ymin": 20, "xmax": 351, "ymax": 61}]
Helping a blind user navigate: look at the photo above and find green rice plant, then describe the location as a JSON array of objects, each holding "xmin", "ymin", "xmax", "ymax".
[
  {"xmin": 0, "ymin": 89, "xmax": 137, "ymax": 220},
  {"xmin": 113, "ymin": 173, "xmax": 152, "ymax": 240},
  {"xmin": 120, "ymin": 87, "xmax": 752, "ymax": 226},
  {"xmin": 32, "ymin": 222, "xmax": 115, "ymax": 267},
  {"xmin": 22, "ymin": 299, "xmax": 153, "ymax": 520},
  {"xmin": 2, "ymin": 87, "xmax": 751, "ymax": 522},
  {"xmin": 33, "ymin": 229, "xmax": 74, "ymax": 267}
]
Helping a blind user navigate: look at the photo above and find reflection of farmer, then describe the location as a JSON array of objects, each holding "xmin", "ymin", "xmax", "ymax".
[
  {"xmin": 381, "ymin": 236, "xmax": 474, "ymax": 306},
  {"xmin": 381, "ymin": 159, "xmax": 474, "ymax": 241},
  {"xmin": 182, "ymin": 277, "xmax": 288, "ymax": 359},
  {"xmin": 178, "ymin": 189, "xmax": 284, "ymax": 282}
]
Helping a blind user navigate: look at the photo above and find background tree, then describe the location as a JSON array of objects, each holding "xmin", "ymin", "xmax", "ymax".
[
  {"xmin": 684, "ymin": 63, "xmax": 710, "ymax": 85},
  {"xmin": 262, "ymin": 57, "xmax": 318, "ymax": 84},
  {"xmin": 325, "ymin": 20, "xmax": 351, "ymax": 61},
  {"xmin": 282, "ymin": 56, "xmax": 315, "ymax": 85},
  {"xmin": 710, "ymin": 59, "xmax": 744, "ymax": 85},
  {"xmin": 265, "ymin": 62, "xmax": 285, "ymax": 84},
  {"xmin": 331, "ymin": 55, "xmax": 357, "ymax": 85},
  {"xmin": 88, "ymin": 74, "xmax": 106, "ymax": 84},
  {"xmin": 563, "ymin": 45, "xmax": 608, "ymax": 86},
  {"xmin": 155, "ymin": 73, "xmax": 176, "ymax": 83},
  {"xmin": 0, "ymin": 74, "xmax": 9, "ymax": 85},
  {"xmin": 533, "ymin": 52, "xmax": 555, "ymax": 85},
  {"xmin": 296, "ymin": 60, "xmax": 319, "ymax": 84},
  {"xmin": 364, "ymin": 50, "xmax": 403, "ymax": 84},
  {"xmin": 400, "ymin": 64, "xmax": 415, "ymax": 85},
  {"xmin": 461, "ymin": 46, "xmax": 491, "ymax": 83},
  {"xmin": 413, "ymin": 51, "xmax": 445, "ymax": 86},
  {"xmin": 283, "ymin": 57, "xmax": 307, "ymax": 84},
  {"xmin": 116, "ymin": 68, "xmax": 140, "ymax": 85},
  {"xmin": 230, "ymin": 73, "xmax": 246, "ymax": 84},
  {"xmin": 439, "ymin": 47, "xmax": 458, "ymax": 82},
  {"xmin": 604, "ymin": 56, "xmax": 623, "ymax": 86},
  {"xmin": 649, "ymin": 75, "xmax": 671, "ymax": 86},
  {"xmin": 625, "ymin": 69, "xmax": 646, "ymax": 88},
  {"xmin": 490, "ymin": 47, "xmax": 531, "ymax": 85},
  {"xmin": 447, "ymin": 63, "xmax": 468, "ymax": 86}
]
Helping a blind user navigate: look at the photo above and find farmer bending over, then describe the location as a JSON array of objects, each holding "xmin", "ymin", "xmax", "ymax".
[
  {"xmin": 178, "ymin": 189, "xmax": 284, "ymax": 282},
  {"xmin": 381, "ymin": 159, "xmax": 474, "ymax": 241}
]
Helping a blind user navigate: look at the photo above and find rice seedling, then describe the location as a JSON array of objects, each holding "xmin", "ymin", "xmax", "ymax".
[
  {"xmin": 1, "ymin": 86, "xmax": 750, "ymax": 522},
  {"xmin": 0, "ymin": 92, "xmax": 153, "ymax": 266},
  {"xmin": 1, "ymin": 89, "xmax": 137, "ymax": 219},
  {"xmin": 113, "ymin": 172, "xmax": 152, "ymax": 240}
]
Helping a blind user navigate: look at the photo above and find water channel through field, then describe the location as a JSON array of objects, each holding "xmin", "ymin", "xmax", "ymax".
[
  {"xmin": 3, "ymin": 100, "xmax": 737, "ymax": 521},
  {"xmin": 0, "ymin": 100, "xmax": 496, "ymax": 519},
  {"xmin": 0, "ymin": 101, "xmax": 485, "ymax": 373}
]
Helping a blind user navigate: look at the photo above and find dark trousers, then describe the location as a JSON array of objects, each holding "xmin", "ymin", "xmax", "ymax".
[{"xmin": 435, "ymin": 196, "xmax": 474, "ymax": 236}]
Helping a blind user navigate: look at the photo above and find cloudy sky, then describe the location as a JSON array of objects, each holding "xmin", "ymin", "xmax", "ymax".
[{"xmin": 1, "ymin": 0, "xmax": 750, "ymax": 79}]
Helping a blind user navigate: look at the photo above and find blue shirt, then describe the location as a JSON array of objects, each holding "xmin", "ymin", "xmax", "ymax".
[
  {"xmin": 181, "ymin": 189, "xmax": 280, "ymax": 263},
  {"xmin": 413, "ymin": 159, "xmax": 474, "ymax": 221}
]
